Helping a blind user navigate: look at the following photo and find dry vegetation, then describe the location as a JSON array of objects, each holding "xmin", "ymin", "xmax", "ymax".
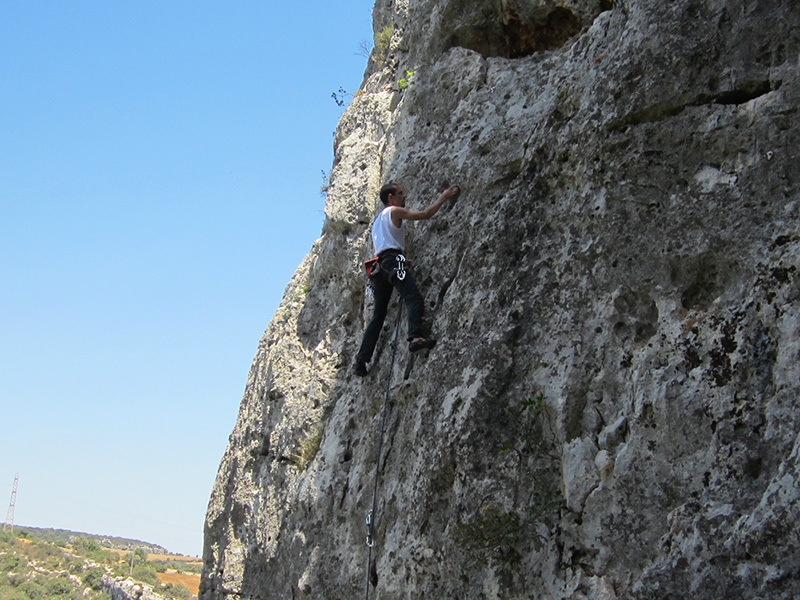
[{"xmin": 158, "ymin": 571, "xmax": 201, "ymax": 596}]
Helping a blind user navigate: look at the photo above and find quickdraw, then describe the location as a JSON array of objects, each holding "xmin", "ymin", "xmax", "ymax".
[
  {"xmin": 395, "ymin": 254, "xmax": 406, "ymax": 281},
  {"xmin": 365, "ymin": 510, "xmax": 375, "ymax": 547}
]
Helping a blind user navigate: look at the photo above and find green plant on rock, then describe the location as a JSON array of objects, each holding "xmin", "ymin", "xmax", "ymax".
[
  {"xmin": 289, "ymin": 280, "xmax": 311, "ymax": 302},
  {"xmin": 456, "ymin": 392, "xmax": 563, "ymax": 565},
  {"xmin": 320, "ymin": 169, "xmax": 331, "ymax": 196},
  {"xmin": 373, "ymin": 24, "xmax": 394, "ymax": 64},
  {"xmin": 507, "ymin": 393, "xmax": 560, "ymax": 462},
  {"xmin": 398, "ymin": 70, "xmax": 415, "ymax": 91},
  {"xmin": 455, "ymin": 505, "xmax": 522, "ymax": 564},
  {"xmin": 289, "ymin": 426, "xmax": 324, "ymax": 471},
  {"xmin": 331, "ymin": 86, "xmax": 350, "ymax": 107},
  {"xmin": 512, "ymin": 393, "xmax": 564, "ymax": 519}
]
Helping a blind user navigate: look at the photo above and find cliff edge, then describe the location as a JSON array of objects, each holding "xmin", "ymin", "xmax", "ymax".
[{"xmin": 201, "ymin": 0, "xmax": 800, "ymax": 598}]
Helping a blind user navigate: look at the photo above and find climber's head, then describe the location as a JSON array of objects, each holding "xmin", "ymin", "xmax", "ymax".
[{"xmin": 380, "ymin": 182, "xmax": 406, "ymax": 207}]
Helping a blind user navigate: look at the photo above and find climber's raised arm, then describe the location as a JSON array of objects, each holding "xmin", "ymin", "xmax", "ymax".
[{"xmin": 388, "ymin": 185, "xmax": 460, "ymax": 226}]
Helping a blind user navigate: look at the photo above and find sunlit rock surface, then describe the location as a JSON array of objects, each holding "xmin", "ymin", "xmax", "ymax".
[{"xmin": 202, "ymin": 0, "xmax": 800, "ymax": 598}]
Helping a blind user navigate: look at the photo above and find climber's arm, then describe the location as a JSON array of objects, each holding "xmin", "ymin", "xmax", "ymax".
[{"xmin": 391, "ymin": 186, "xmax": 460, "ymax": 225}]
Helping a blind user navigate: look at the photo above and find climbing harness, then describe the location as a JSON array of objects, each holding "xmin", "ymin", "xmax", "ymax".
[
  {"xmin": 364, "ymin": 302, "xmax": 403, "ymax": 599},
  {"xmin": 363, "ymin": 257, "xmax": 381, "ymax": 279},
  {"xmin": 363, "ymin": 257, "xmax": 381, "ymax": 297},
  {"xmin": 363, "ymin": 252, "xmax": 407, "ymax": 296}
]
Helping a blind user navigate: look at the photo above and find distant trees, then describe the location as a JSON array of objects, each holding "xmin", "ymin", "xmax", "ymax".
[
  {"xmin": 0, "ymin": 529, "xmax": 199, "ymax": 600},
  {"xmin": 0, "ymin": 530, "xmax": 112, "ymax": 600},
  {"xmin": 162, "ymin": 582, "xmax": 192, "ymax": 599},
  {"xmin": 82, "ymin": 568, "xmax": 106, "ymax": 591}
]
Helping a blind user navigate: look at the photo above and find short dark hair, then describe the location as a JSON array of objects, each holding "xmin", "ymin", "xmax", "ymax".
[{"xmin": 379, "ymin": 182, "xmax": 399, "ymax": 205}]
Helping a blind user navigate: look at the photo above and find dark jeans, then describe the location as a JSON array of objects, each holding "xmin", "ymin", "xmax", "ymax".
[{"xmin": 356, "ymin": 252, "xmax": 424, "ymax": 364}]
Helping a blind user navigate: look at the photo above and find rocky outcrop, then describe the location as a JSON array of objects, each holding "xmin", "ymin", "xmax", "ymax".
[
  {"xmin": 102, "ymin": 576, "xmax": 166, "ymax": 600},
  {"xmin": 201, "ymin": 0, "xmax": 800, "ymax": 598}
]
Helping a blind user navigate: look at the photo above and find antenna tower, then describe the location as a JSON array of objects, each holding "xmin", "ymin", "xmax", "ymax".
[{"xmin": 4, "ymin": 472, "xmax": 19, "ymax": 533}]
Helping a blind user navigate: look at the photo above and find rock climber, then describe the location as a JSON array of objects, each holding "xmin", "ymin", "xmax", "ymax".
[{"xmin": 355, "ymin": 182, "xmax": 460, "ymax": 376}]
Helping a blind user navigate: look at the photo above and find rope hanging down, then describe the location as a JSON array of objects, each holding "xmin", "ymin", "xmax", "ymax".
[{"xmin": 364, "ymin": 302, "xmax": 404, "ymax": 600}]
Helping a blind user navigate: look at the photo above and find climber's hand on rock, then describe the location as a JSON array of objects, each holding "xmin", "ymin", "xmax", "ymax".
[{"xmin": 445, "ymin": 185, "xmax": 461, "ymax": 200}]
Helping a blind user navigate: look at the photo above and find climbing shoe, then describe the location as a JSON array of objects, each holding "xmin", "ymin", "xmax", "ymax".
[
  {"xmin": 409, "ymin": 338, "xmax": 436, "ymax": 352},
  {"xmin": 354, "ymin": 359, "xmax": 368, "ymax": 376}
]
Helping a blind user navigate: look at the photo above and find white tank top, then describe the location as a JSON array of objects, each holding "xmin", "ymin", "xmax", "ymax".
[{"xmin": 371, "ymin": 207, "xmax": 405, "ymax": 254}]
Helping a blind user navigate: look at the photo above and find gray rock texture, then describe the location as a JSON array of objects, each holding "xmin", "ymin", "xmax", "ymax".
[
  {"xmin": 201, "ymin": 0, "xmax": 800, "ymax": 598},
  {"xmin": 103, "ymin": 576, "xmax": 166, "ymax": 600}
]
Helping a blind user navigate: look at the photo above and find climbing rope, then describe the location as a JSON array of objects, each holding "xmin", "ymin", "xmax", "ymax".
[{"xmin": 364, "ymin": 301, "xmax": 404, "ymax": 600}]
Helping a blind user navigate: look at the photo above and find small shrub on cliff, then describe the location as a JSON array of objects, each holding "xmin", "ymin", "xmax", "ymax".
[
  {"xmin": 455, "ymin": 393, "xmax": 563, "ymax": 565},
  {"xmin": 455, "ymin": 505, "xmax": 521, "ymax": 564},
  {"xmin": 331, "ymin": 86, "xmax": 350, "ymax": 107},
  {"xmin": 373, "ymin": 24, "xmax": 394, "ymax": 64},
  {"xmin": 398, "ymin": 70, "xmax": 414, "ymax": 91},
  {"xmin": 290, "ymin": 426, "xmax": 324, "ymax": 471},
  {"xmin": 300, "ymin": 427, "xmax": 324, "ymax": 468},
  {"xmin": 320, "ymin": 169, "xmax": 330, "ymax": 196}
]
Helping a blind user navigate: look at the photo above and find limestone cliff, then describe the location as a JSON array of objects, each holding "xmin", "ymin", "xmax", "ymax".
[{"xmin": 201, "ymin": 0, "xmax": 800, "ymax": 598}]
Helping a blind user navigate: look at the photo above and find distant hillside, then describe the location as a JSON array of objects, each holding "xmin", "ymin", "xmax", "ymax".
[
  {"xmin": 1, "ymin": 528, "xmax": 197, "ymax": 600},
  {"xmin": 14, "ymin": 525, "xmax": 169, "ymax": 554}
]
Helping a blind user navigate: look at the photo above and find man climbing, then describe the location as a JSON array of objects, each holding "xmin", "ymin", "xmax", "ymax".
[{"xmin": 355, "ymin": 182, "xmax": 460, "ymax": 376}]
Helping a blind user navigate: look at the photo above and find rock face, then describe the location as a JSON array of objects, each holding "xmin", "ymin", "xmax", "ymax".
[
  {"xmin": 102, "ymin": 576, "xmax": 165, "ymax": 600},
  {"xmin": 201, "ymin": 0, "xmax": 800, "ymax": 598}
]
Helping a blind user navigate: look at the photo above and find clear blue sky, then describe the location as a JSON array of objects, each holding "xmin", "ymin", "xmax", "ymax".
[{"xmin": 0, "ymin": 0, "xmax": 374, "ymax": 556}]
